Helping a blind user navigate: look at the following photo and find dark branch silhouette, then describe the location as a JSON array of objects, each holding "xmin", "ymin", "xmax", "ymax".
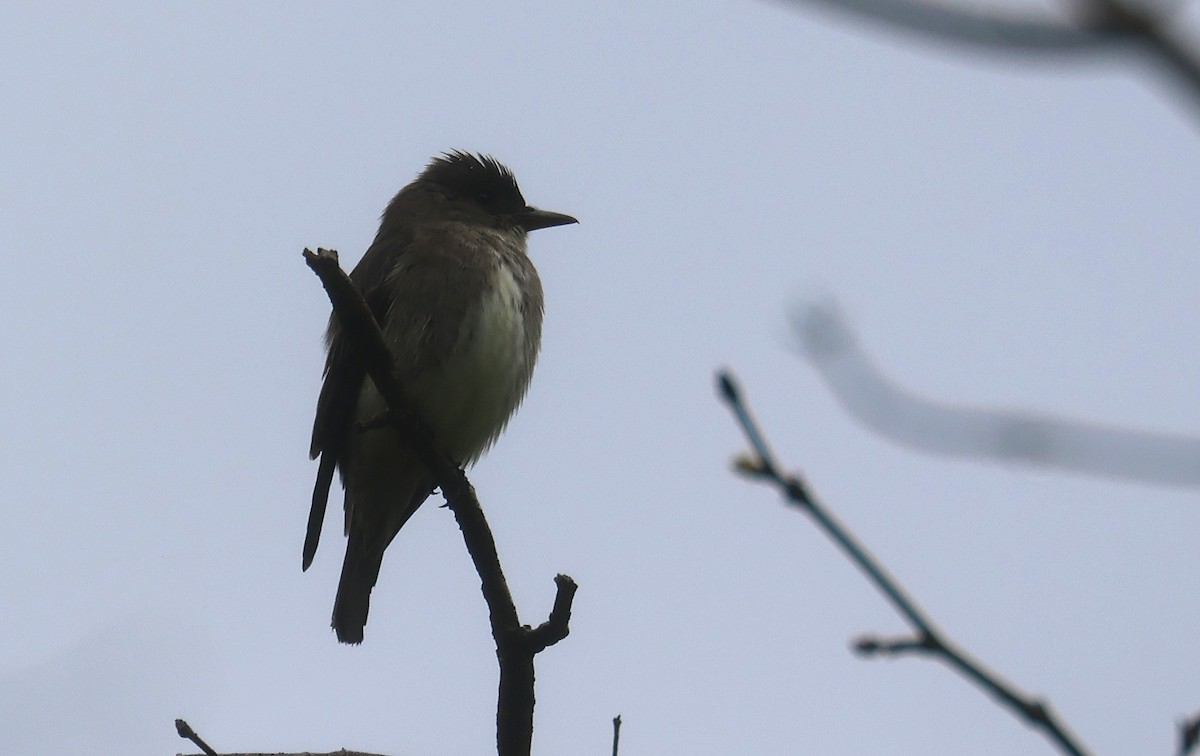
[
  {"xmin": 717, "ymin": 368, "xmax": 1090, "ymax": 756},
  {"xmin": 303, "ymin": 247, "xmax": 576, "ymax": 756},
  {"xmin": 175, "ymin": 718, "xmax": 393, "ymax": 756},
  {"xmin": 774, "ymin": 0, "xmax": 1200, "ymax": 119},
  {"xmin": 780, "ymin": 0, "xmax": 1128, "ymax": 53},
  {"xmin": 176, "ymin": 719, "xmax": 218, "ymax": 756},
  {"xmin": 1083, "ymin": 0, "xmax": 1200, "ymax": 113},
  {"xmin": 1180, "ymin": 709, "xmax": 1200, "ymax": 756}
]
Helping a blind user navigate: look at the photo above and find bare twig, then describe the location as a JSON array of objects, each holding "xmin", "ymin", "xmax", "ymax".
[
  {"xmin": 175, "ymin": 719, "xmax": 219, "ymax": 756},
  {"xmin": 716, "ymin": 368, "xmax": 1091, "ymax": 756},
  {"xmin": 304, "ymin": 248, "xmax": 576, "ymax": 756},
  {"xmin": 175, "ymin": 715, "xmax": 388, "ymax": 756},
  {"xmin": 611, "ymin": 714, "xmax": 622, "ymax": 756}
]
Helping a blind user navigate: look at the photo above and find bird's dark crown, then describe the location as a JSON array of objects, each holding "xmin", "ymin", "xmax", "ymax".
[{"xmin": 419, "ymin": 151, "xmax": 528, "ymax": 217}]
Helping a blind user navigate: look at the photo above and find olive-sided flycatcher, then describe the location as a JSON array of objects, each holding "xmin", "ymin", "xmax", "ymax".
[{"xmin": 304, "ymin": 151, "xmax": 576, "ymax": 644}]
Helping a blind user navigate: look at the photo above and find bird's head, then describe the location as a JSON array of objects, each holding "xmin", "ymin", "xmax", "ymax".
[{"xmin": 417, "ymin": 151, "xmax": 578, "ymax": 233}]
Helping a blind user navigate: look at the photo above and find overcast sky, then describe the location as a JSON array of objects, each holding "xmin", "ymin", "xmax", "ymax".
[{"xmin": 2, "ymin": 2, "xmax": 1199, "ymax": 755}]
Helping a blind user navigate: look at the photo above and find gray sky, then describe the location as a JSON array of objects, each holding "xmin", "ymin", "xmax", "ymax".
[{"xmin": 2, "ymin": 2, "xmax": 1199, "ymax": 755}]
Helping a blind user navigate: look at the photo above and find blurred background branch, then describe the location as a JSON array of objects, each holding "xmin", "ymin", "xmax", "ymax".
[
  {"xmin": 792, "ymin": 298, "xmax": 1200, "ymax": 487},
  {"xmin": 1180, "ymin": 710, "xmax": 1200, "ymax": 755},
  {"xmin": 773, "ymin": 0, "xmax": 1200, "ymax": 118}
]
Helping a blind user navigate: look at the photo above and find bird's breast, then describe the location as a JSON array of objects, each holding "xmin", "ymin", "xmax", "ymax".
[{"xmin": 404, "ymin": 249, "xmax": 543, "ymax": 463}]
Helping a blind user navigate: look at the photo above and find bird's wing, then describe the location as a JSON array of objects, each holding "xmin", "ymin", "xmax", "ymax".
[
  {"xmin": 302, "ymin": 224, "xmax": 496, "ymax": 569},
  {"xmin": 302, "ymin": 227, "xmax": 414, "ymax": 570}
]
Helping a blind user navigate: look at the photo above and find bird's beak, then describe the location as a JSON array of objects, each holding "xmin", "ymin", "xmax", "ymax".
[{"xmin": 513, "ymin": 206, "xmax": 578, "ymax": 232}]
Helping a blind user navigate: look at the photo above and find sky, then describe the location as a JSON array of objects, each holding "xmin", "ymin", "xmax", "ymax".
[{"xmin": 2, "ymin": 2, "xmax": 1199, "ymax": 755}]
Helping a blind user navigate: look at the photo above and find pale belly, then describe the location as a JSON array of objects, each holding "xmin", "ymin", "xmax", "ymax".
[{"xmin": 357, "ymin": 262, "xmax": 539, "ymax": 465}]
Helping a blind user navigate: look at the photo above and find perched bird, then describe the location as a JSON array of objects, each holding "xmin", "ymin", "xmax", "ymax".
[{"xmin": 304, "ymin": 151, "xmax": 577, "ymax": 644}]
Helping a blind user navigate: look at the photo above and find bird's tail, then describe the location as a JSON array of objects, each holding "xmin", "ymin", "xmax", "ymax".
[
  {"xmin": 331, "ymin": 532, "xmax": 384, "ymax": 645},
  {"xmin": 328, "ymin": 449, "xmax": 432, "ymax": 645}
]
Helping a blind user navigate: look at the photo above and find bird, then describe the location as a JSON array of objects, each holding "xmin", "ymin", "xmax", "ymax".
[{"xmin": 304, "ymin": 151, "xmax": 577, "ymax": 644}]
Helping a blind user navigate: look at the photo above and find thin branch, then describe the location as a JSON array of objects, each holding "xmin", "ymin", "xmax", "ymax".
[
  {"xmin": 775, "ymin": 0, "xmax": 1133, "ymax": 54},
  {"xmin": 304, "ymin": 248, "xmax": 576, "ymax": 756},
  {"xmin": 853, "ymin": 632, "xmax": 938, "ymax": 656},
  {"xmin": 175, "ymin": 717, "xmax": 391, "ymax": 756},
  {"xmin": 1179, "ymin": 709, "xmax": 1200, "ymax": 756},
  {"xmin": 176, "ymin": 719, "xmax": 219, "ymax": 756},
  {"xmin": 611, "ymin": 714, "xmax": 623, "ymax": 756},
  {"xmin": 774, "ymin": 0, "xmax": 1200, "ymax": 120},
  {"xmin": 717, "ymin": 368, "xmax": 1091, "ymax": 756}
]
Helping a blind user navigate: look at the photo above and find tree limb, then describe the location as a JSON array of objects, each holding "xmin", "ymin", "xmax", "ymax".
[{"xmin": 717, "ymin": 368, "xmax": 1090, "ymax": 756}]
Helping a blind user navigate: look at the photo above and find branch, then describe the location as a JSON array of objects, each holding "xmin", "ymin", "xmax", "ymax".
[
  {"xmin": 1179, "ymin": 709, "xmax": 1200, "ymax": 756},
  {"xmin": 792, "ymin": 299, "xmax": 1200, "ymax": 488},
  {"xmin": 775, "ymin": 0, "xmax": 1200, "ymax": 121},
  {"xmin": 176, "ymin": 719, "xmax": 218, "ymax": 756},
  {"xmin": 304, "ymin": 248, "xmax": 576, "ymax": 756},
  {"xmin": 777, "ymin": 0, "xmax": 1131, "ymax": 54},
  {"xmin": 716, "ymin": 368, "xmax": 1091, "ymax": 756},
  {"xmin": 1084, "ymin": 0, "xmax": 1200, "ymax": 117},
  {"xmin": 175, "ymin": 718, "xmax": 390, "ymax": 756}
]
